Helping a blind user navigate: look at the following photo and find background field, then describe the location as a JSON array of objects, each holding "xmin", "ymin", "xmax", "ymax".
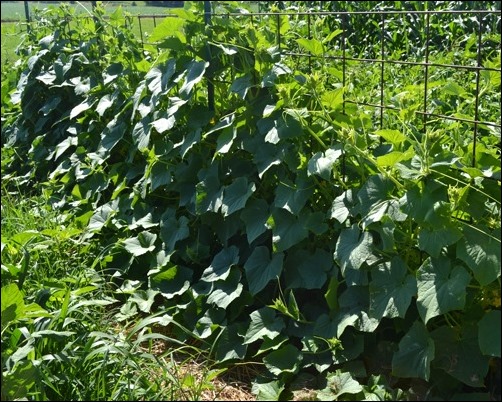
[{"xmin": 1, "ymin": 1, "xmax": 183, "ymax": 67}]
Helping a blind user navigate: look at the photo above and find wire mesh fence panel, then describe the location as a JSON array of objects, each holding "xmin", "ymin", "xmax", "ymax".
[{"xmin": 201, "ymin": 4, "xmax": 500, "ymax": 175}]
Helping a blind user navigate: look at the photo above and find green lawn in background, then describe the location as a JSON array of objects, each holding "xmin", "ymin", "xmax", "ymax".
[
  {"xmin": 1, "ymin": 2, "xmax": 177, "ymax": 70},
  {"xmin": 1, "ymin": 1, "xmax": 178, "ymax": 20}
]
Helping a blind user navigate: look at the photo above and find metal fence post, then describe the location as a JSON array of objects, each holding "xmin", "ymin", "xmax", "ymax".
[
  {"xmin": 24, "ymin": 1, "xmax": 31, "ymax": 33},
  {"xmin": 204, "ymin": 1, "xmax": 215, "ymax": 112}
]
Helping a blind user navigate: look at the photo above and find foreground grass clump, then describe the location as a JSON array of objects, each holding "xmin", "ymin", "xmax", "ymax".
[{"xmin": 1, "ymin": 179, "xmax": 251, "ymax": 401}]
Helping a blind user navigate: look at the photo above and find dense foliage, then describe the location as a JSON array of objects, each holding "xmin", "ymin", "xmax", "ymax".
[{"xmin": 2, "ymin": 1, "xmax": 500, "ymax": 400}]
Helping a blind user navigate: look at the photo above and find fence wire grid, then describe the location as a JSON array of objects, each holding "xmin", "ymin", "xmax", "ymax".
[{"xmin": 11, "ymin": 2, "xmax": 502, "ymax": 173}]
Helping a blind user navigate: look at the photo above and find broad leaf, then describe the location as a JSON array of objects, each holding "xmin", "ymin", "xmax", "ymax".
[
  {"xmin": 317, "ymin": 370, "xmax": 363, "ymax": 401},
  {"xmin": 243, "ymin": 307, "xmax": 285, "ymax": 345},
  {"xmin": 263, "ymin": 344, "xmax": 303, "ymax": 376},
  {"xmin": 417, "ymin": 256, "xmax": 471, "ymax": 324},
  {"xmin": 230, "ymin": 75, "xmax": 252, "ymax": 99},
  {"xmin": 221, "ymin": 177, "xmax": 256, "ymax": 217},
  {"xmin": 274, "ymin": 176, "xmax": 313, "ymax": 215},
  {"xmin": 392, "ymin": 321, "xmax": 435, "ymax": 381},
  {"xmin": 179, "ymin": 60, "xmax": 208, "ymax": 98},
  {"xmin": 132, "ymin": 117, "xmax": 152, "ymax": 151},
  {"xmin": 307, "ymin": 145, "xmax": 343, "ymax": 180},
  {"xmin": 334, "ymin": 225, "xmax": 375, "ymax": 276},
  {"xmin": 417, "ymin": 225, "xmax": 463, "ymax": 257},
  {"xmin": 160, "ymin": 211, "xmax": 189, "ymax": 252},
  {"xmin": 145, "ymin": 59, "xmax": 177, "ymax": 96},
  {"xmin": 240, "ymin": 199, "xmax": 270, "ymax": 244},
  {"xmin": 244, "ymin": 247, "xmax": 283, "ymax": 295},
  {"xmin": 432, "ymin": 325, "xmax": 490, "ymax": 386},
  {"xmin": 152, "ymin": 116, "xmax": 176, "ymax": 134},
  {"xmin": 321, "ymin": 88, "xmax": 344, "ymax": 110},
  {"xmin": 271, "ymin": 209, "xmax": 309, "ymax": 252},
  {"xmin": 296, "ymin": 38, "xmax": 324, "ymax": 56},
  {"xmin": 252, "ymin": 379, "xmax": 285, "ymax": 401},
  {"xmin": 374, "ymin": 129, "xmax": 407, "ymax": 147},
  {"xmin": 201, "ymin": 246, "xmax": 240, "ymax": 283},
  {"xmin": 355, "ymin": 174, "xmax": 394, "ymax": 213},
  {"xmin": 129, "ymin": 289, "xmax": 159, "ymax": 313},
  {"xmin": 330, "ymin": 189, "xmax": 356, "ymax": 223},
  {"xmin": 478, "ymin": 310, "xmax": 501, "ymax": 357},
  {"xmin": 207, "ymin": 268, "xmax": 243, "ymax": 309},
  {"xmin": 369, "ymin": 257, "xmax": 417, "ymax": 320},
  {"xmin": 215, "ymin": 323, "xmax": 248, "ymax": 362},
  {"xmin": 123, "ymin": 231, "xmax": 157, "ymax": 256},
  {"xmin": 149, "ymin": 264, "xmax": 192, "ymax": 299},
  {"xmin": 334, "ymin": 286, "xmax": 379, "ymax": 337},
  {"xmin": 284, "ymin": 249, "xmax": 332, "ymax": 290},
  {"xmin": 457, "ymin": 225, "xmax": 501, "ymax": 286},
  {"xmin": 1, "ymin": 284, "xmax": 25, "ymax": 329}
]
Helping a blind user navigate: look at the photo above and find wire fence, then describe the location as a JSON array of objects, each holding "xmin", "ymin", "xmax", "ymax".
[
  {"xmin": 9, "ymin": 2, "xmax": 502, "ymax": 172},
  {"xmin": 200, "ymin": 6, "xmax": 501, "ymax": 172}
]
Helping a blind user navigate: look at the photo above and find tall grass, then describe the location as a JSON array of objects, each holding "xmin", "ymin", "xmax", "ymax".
[{"xmin": 1, "ymin": 174, "xmax": 232, "ymax": 401}]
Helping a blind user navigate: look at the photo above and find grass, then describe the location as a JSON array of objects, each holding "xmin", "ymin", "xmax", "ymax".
[
  {"xmin": 0, "ymin": 172, "xmax": 256, "ymax": 401},
  {"xmin": 0, "ymin": 1, "xmax": 181, "ymax": 20},
  {"xmin": 1, "ymin": 2, "xmax": 177, "ymax": 69}
]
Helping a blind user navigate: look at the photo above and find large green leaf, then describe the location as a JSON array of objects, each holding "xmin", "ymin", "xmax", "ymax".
[
  {"xmin": 374, "ymin": 129, "xmax": 407, "ymax": 147},
  {"xmin": 416, "ymin": 256, "xmax": 471, "ymax": 324},
  {"xmin": 250, "ymin": 140, "xmax": 285, "ymax": 178},
  {"xmin": 129, "ymin": 289, "xmax": 159, "ymax": 313},
  {"xmin": 145, "ymin": 59, "xmax": 177, "ymax": 96},
  {"xmin": 334, "ymin": 286, "xmax": 379, "ymax": 337},
  {"xmin": 307, "ymin": 146, "xmax": 343, "ymax": 180},
  {"xmin": 201, "ymin": 246, "xmax": 240, "ymax": 283},
  {"xmin": 330, "ymin": 189, "xmax": 356, "ymax": 224},
  {"xmin": 215, "ymin": 322, "xmax": 248, "ymax": 362},
  {"xmin": 274, "ymin": 176, "xmax": 313, "ymax": 215},
  {"xmin": 316, "ymin": 370, "xmax": 363, "ymax": 401},
  {"xmin": 334, "ymin": 225, "xmax": 375, "ymax": 280},
  {"xmin": 417, "ymin": 225, "xmax": 463, "ymax": 257},
  {"xmin": 148, "ymin": 17, "xmax": 185, "ymax": 43},
  {"xmin": 240, "ymin": 199, "xmax": 270, "ymax": 244},
  {"xmin": 244, "ymin": 247, "xmax": 283, "ymax": 295},
  {"xmin": 251, "ymin": 379, "xmax": 285, "ymax": 401},
  {"xmin": 132, "ymin": 117, "xmax": 152, "ymax": 151},
  {"xmin": 99, "ymin": 119, "xmax": 125, "ymax": 154},
  {"xmin": 369, "ymin": 257, "xmax": 417, "ymax": 320},
  {"xmin": 263, "ymin": 344, "xmax": 303, "ymax": 376},
  {"xmin": 1, "ymin": 284, "xmax": 25, "ymax": 329},
  {"xmin": 149, "ymin": 264, "xmax": 192, "ymax": 299},
  {"xmin": 478, "ymin": 310, "xmax": 501, "ymax": 357},
  {"xmin": 320, "ymin": 88, "xmax": 345, "ymax": 110},
  {"xmin": 160, "ymin": 210, "xmax": 189, "ymax": 252},
  {"xmin": 257, "ymin": 114, "xmax": 303, "ymax": 144},
  {"xmin": 284, "ymin": 249, "xmax": 331, "ymax": 290},
  {"xmin": 230, "ymin": 74, "xmax": 252, "ymax": 99},
  {"xmin": 243, "ymin": 307, "xmax": 285, "ymax": 345},
  {"xmin": 401, "ymin": 183, "xmax": 447, "ymax": 225},
  {"xmin": 355, "ymin": 174, "xmax": 394, "ymax": 213},
  {"xmin": 195, "ymin": 173, "xmax": 224, "ymax": 214},
  {"xmin": 206, "ymin": 267, "xmax": 243, "ymax": 309},
  {"xmin": 457, "ymin": 225, "xmax": 501, "ymax": 286},
  {"xmin": 123, "ymin": 231, "xmax": 157, "ymax": 257},
  {"xmin": 179, "ymin": 60, "xmax": 208, "ymax": 98},
  {"xmin": 271, "ymin": 209, "xmax": 309, "ymax": 252},
  {"xmin": 296, "ymin": 38, "xmax": 324, "ymax": 56},
  {"xmin": 221, "ymin": 177, "xmax": 256, "ymax": 217},
  {"xmin": 432, "ymin": 325, "xmax": 490, "ymax": 387},
  {"xmin": 392, "ymin": 321, "xmax": 435, "ymax": 381}
]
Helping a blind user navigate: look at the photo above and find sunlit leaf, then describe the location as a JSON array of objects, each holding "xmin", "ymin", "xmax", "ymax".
[{"xmin": 417, "ymin": 256, "xmax": 470, "ymax": 324}]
